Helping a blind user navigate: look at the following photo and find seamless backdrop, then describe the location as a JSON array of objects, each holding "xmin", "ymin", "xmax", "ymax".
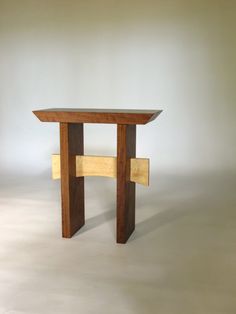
[{"xmin": 0, "ymin": 1, "xmax": 236, "ymax": 314}]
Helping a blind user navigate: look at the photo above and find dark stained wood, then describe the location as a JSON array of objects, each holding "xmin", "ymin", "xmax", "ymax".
[
  {"xmin": 34, "ymin": 107, "xmax": 162, "ymax": 243},
  {"xmin": 60, "ymin": 123, "xmax": 85, "ymax": 238},
  {"xmin": 117, "ymin": 124, "xmax": 136, "ymax": 243},
  {"xmin": 33, "ymin": 108, "xmax": 162, "ymax": 125}
]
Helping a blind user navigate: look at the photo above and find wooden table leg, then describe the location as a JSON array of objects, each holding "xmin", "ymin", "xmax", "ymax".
[
  {"xmin": 60, "ymin": 123, "xmax": 85, "ymax": 238},
  {"xmin": 117, "ymin": 124, "xmax": 136, "ymax": 243}
]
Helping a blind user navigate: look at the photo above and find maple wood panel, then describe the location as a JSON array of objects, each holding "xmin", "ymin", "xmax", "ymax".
[{"xmin": 52, "ymin": 154, "xmax": 149, "ymax": 186}]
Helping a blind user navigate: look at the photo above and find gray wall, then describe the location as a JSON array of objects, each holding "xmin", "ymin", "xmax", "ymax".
[{"xmin": 0, "ymin": 0, "xmax": 235, "ymax": 178}]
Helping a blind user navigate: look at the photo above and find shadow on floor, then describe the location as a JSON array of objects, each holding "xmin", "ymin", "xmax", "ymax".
[{"xmin": 74, "ymin": 171, "xmax": 236, "ymax": 241}]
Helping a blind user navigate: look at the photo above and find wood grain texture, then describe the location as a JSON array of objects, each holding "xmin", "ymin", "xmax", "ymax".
[
  {"xmin": 76, "ymin": 155, "xmax": 117, "ymax": 179},
  {"xmin": 52, "ymin": 154, "xmax": 61, "ymax": 179},
  {"xmin": 117, "ymin": 124, "xmax": 136, "ymax": 243},
  {"xmin": 52, "ymin": 155, "xmax": 116, "ymax": 180},
  {"xmin": 130, "ymin": 158, "xmax": 149, "ymax": 186},
  {"xmin": 60, "ymin": 123, "xmax": 84, "ymax": 238},
  {"xmin": 33, "ymin": 108, "xmax": 162, "ymax": 125},
  {"xmin": 52, "ymin": 154, "xmax": 149, "ymax": 186}
]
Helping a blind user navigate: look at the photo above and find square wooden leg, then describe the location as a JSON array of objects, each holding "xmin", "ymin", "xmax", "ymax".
[
  {"xmin": 60, "ymin": 122, "xmax": 85, "ymax": 238},
  {"xmin": 117, "ymin": 124, "xmax": 136, "ymax": 243}
]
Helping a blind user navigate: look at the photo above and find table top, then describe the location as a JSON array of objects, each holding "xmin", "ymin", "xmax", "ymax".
[{"xmin": 33, "ymin": 108, "xmax": 162, "ymax": 125}]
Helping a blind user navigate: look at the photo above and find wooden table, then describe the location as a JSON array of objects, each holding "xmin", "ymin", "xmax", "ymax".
[{"xmin": 33, "ymin": 108, "xmax": 162, "ymax": 243}]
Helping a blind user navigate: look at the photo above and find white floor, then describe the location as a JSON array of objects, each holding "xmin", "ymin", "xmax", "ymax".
[{"xmin": 0, "ymin": 172, "xmax": 236, "ymax": 314}]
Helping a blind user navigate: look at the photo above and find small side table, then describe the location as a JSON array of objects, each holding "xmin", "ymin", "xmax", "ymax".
[{"xmin": 33, "ymin": 108, "xmax": 162, "ymax": 243}]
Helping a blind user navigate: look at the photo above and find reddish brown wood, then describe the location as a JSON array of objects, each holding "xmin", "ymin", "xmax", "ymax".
[
  {"xmin": 33, "ymin": 108, "xmax": 161, "ymax": 125},
  {"xmin": 60, "ymin": 123, "xmax": 85, "ymax": 238},
  {"xmin": 34, "ymin": 107, "xmax": 162, "ymax": 243},
  {"xmin": 117, "ymin": 124, "xmax": 136, "ymax": 243}
]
